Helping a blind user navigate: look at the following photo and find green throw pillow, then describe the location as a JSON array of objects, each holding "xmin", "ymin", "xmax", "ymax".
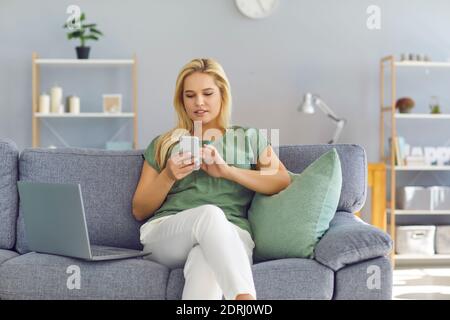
[{"xmin": 248, "ymin": 148, "xmax": 342, "ymax": 261}]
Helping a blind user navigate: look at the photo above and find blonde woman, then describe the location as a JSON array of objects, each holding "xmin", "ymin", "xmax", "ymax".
[{"xmin": 132, "ymin": 58, "xmax": 290, "ymax": 300}]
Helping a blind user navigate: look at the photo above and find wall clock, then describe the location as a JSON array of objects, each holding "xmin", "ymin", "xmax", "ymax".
[{"xmin": 235, "ymin": 0, "xmax": 280, "ymax": 19}]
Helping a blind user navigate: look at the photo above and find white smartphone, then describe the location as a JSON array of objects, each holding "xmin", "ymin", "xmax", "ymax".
[{"xmin": 179, "ymin": 136, "xmax": 200, "ymax": 170}]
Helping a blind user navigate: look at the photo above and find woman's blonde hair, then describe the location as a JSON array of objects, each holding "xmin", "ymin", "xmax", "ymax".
[{"xmin": 154, "ymin": 58, "xmax": 232, "ymax": 169}]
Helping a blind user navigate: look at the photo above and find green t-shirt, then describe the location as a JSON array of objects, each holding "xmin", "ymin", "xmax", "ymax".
[{"xmin": 142, "ymin": 126, "xmax": 270, "ymax": 237}]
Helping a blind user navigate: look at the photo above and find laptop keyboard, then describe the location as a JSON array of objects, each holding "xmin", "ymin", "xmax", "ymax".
[
  {"xmin": 91, "ymin": 248, "xmax": 121, "ymax": 257},
  {"xmin": 90, "ymin": 246, "xmax": 135, "ymax": 257}
]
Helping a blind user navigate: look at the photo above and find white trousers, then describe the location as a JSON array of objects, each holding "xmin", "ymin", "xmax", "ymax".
[{"xmin": 139, "ymin": 204, "xmax": 256, "ymax": 300}]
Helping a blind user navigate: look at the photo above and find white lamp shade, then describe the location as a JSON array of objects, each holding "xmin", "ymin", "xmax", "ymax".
[{"xmin": 299, "ymin": 93, "xmax": 315, "ymax": 114}]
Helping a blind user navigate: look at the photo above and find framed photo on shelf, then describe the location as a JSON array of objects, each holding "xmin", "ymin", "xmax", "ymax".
[{"xmin": 103, "ymin": 94, "xmax": 122, "ymax": 113}]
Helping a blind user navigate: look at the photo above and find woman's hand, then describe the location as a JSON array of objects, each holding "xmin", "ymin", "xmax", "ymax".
[
  {"xmin": 162, "ymin": 152, "xmax": 196, "ymax": 182},
  {"xmin": 200, "ymin": 145, "xmax": 231, "ymax": 179}
]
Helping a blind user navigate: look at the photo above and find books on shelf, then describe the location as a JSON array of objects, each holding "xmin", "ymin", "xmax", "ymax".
[{"xmin": 389, "ymin": 136, "xmax": 409, "ymax": 166}]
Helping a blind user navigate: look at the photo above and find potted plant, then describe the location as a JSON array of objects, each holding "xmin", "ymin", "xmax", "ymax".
[
  {"xmin": 63, "ymin": 12, "xmax": 103, "ymax": 59},
  {"xmin": 429, "ymin": 96, "xmax": 442, "ymax": 114},
  {"xmin": 395, "ymin": 97, "xmax": 415, "ymax": 113}
]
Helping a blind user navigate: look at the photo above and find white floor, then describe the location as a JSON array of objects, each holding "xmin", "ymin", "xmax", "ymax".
[{"xmin": 393, "ymin": 267, "xmax": 450, "ymax": 299}]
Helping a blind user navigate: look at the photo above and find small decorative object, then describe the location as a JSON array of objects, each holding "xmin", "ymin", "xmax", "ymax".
[
  {"xmin": 38, "ymin": 93, "xmax": 50, "ymax": 114},
  {"xmin": 63, "ymin": 12, "xmax": 103, "ymax": 59},
  {"xmin": 395, "ymin": 97, "xmax": 415, "ymax": 113},
  {"xmin": 69, "ymin": 96, "xmax": 80, "ymax": 114},
  {"xmin": 103, "ymin": 94, "xmax": 122, "ymax": 113},
  {"xmin": 429, "ymin": 96, "xmax": 441, "ymax": 114},
  {"xmin": 401, "ymin": 53, "xmax": 431, "ymax": 62},
  {"xmin": 50, "ymin": 85, "xmax": 63, "ymax": 113}
]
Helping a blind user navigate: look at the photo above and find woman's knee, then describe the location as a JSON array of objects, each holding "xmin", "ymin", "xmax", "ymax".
[{"xmin": 197, "ymin": 204, "xmax": 227, "ymax": 222}]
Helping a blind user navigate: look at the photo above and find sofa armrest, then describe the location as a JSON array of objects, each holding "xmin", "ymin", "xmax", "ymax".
[{"xmin": 313, "ymin": 211, "xmax": 393, "ymax": 271}]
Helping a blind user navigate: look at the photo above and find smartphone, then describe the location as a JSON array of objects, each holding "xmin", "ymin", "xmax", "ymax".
[{"xmin": 179, "ymin": 136, "xmax": 200, "ymax": 170}]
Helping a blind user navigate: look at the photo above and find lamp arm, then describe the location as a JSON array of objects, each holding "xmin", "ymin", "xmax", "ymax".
[
  {"xmin": 315, "ymin": 98, "xmax": 340, "ymax": 120},
  {"xmin": 328, "ymin": 119, "xmax": 346, "ymax": 144}
]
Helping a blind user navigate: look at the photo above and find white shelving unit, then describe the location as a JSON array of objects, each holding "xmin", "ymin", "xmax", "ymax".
[
  {"xmin": 35, "ymin": 59, "xmax": 134, "ymax": 65},
  {"xmin": 396, "ymin": 254, "xmax": 450, "ymax": 266},
  {"xmin": 386, "ymin": 165, "xmax": 450, "ymax": 171},
  {"xmin": 395, "ymin": 61, "xmax": 450, "ymax": 68},
  {"xmin": 387, "ymin": 209, "xmax": 450, "ymax": 215},
  {"xmin": 35, "ymin": 112, "xmax": 135, "ymax": 118},
  {"xmin": 31, "ymin": 52, "xmax": 138, "ymax": 149},
  {"xmin": 380, "ymin": 55, "xmax": 450, "ymax": 267},
  {"xmin": 395, "ymin": 113, "xmax": 450, "ymax": 119}
]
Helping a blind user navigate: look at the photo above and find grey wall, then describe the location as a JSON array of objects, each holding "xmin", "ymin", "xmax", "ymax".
[{"xmin": 1, "ymin": 0, "xmax": 450, "ymax": 163}]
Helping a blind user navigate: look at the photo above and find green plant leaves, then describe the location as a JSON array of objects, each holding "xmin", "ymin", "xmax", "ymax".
[
  {"xmin": 83, "ymin": 35, "xmax": 99, "ymax": 41},
  {"xmin": 90, "ymin": 28, "xmax": 103, "ymax": 36},
  {"xmin": 63, "ymin": 12, "xmax": 103, "ymax": 45},
  {"xmin": 67, "ymin": 30, "xmax": 82, "ymax": 40}
]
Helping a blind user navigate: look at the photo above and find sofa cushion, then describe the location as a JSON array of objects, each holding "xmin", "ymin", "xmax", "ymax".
[
  {"xmin": 16, "ymin": 147, "xmax": 146, "ymax": 254},
  {"xmin": 314, "ymin": 211, "xmax": 393, "ymax": 271},
  {"xmin": 166, "ymin": 258, "xmax": 334, "ymax": 300},
  {"xmin": 0, "ymin": 249, "xmax": 18, "ymax": 265},
  {"xmin": 0, "ymin": 252, "xmax": 169, "ymax": 299},
  {"xmin": 0, "ymin": 139, "xmax": 19, "ymax": 249},
  {"xmin": 278, "ymin": 144, "xmax": 367, "ymax": 213},
  {"xmin": 249, "ymin": 149, "xmax": 342, "ymax": 260}
]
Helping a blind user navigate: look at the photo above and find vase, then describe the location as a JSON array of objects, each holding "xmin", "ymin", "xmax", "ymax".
[{"xmin": 76, "ymin": 46, "xmax": 90, "ymax": 59}]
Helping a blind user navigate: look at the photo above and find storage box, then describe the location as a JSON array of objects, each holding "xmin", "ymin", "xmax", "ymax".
[
  {"xmin": 430, "ymin": 186, "xmax": 450, "ymax": 210},
  {"xmin": 435, "ymin": 226, "xmax": 450, "ymax": 254},
  {"xmin": 396, "ymin": 187, "xmax": 431, "ymax": 210},
  {"xmin": 396, "ymin": 225, "xmax": 436, "ymax": 255}
]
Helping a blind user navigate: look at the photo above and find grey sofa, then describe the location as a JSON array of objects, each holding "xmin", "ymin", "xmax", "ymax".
[{"xmin": 0, "ymin": 139, "xmax": 393, "ymax": 299}]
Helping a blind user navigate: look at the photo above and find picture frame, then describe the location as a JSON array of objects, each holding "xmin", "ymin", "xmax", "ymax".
[{"xmin": 102, "ymin": 94, "xmax": 122, "ymax": 113}]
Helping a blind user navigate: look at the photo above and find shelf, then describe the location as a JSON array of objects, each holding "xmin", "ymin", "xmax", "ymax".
[
  {"xmin": 35, "ymin": 112, "xmax": 135, "ymax": 118},
  {"xmin": 381, "ymin": 56, "xmax": 450, "ymax": 267},
  {"xmin": 395, "ymin": 113, "xmax": 450, "ymax": 119},
  {"xmin": 386, "ymin": 165, "xmax": 450, "ymax": 171},
  {"xmin": 387, "ymin": 209, "xmax": 450, "ymax": 215},
  {"xmin": 395, "ymin": 61, "xmax": 450, "ymax": 68},
  {"xmin": 32, "ymin": 52, "xmax": 138, "ymax": 149},
  {"xmin": 395, "ymin": 254, "xmax": 450, "ymax": 266},
  {"xmin": 35, "ymin": 59, "xmax": 134, "ymax": 66}
]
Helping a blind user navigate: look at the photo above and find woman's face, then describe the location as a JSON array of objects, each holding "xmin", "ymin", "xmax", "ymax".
[{"xmin": 183, "ymin": 72, "xmax": 222, "ymax": 128}]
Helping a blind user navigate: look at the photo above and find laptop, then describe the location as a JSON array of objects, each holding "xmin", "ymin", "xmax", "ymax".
[{"xmin": 17, "ymin": 181, "xmax": 150, "ymax": 261}]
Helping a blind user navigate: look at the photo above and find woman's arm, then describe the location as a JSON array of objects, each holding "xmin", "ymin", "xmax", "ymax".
[
  {"xmin": 224, "ymin": 146, "xmax": 291, "ymax": 195},
  {"xmin": 132, "ymin": 152, "xmax": 195, "ymax": 221},
  {"xmin": 132, "ymin": 162, "xmax": 176, "ymax": 221},
  {"xmin": 201, "ymin": 145, "xmax": 291, "ymax": 196}
]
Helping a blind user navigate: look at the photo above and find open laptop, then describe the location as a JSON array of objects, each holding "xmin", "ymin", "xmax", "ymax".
[{"xmin": 17, "ymin": 181, "xmax": 150, "ymax": 261}]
